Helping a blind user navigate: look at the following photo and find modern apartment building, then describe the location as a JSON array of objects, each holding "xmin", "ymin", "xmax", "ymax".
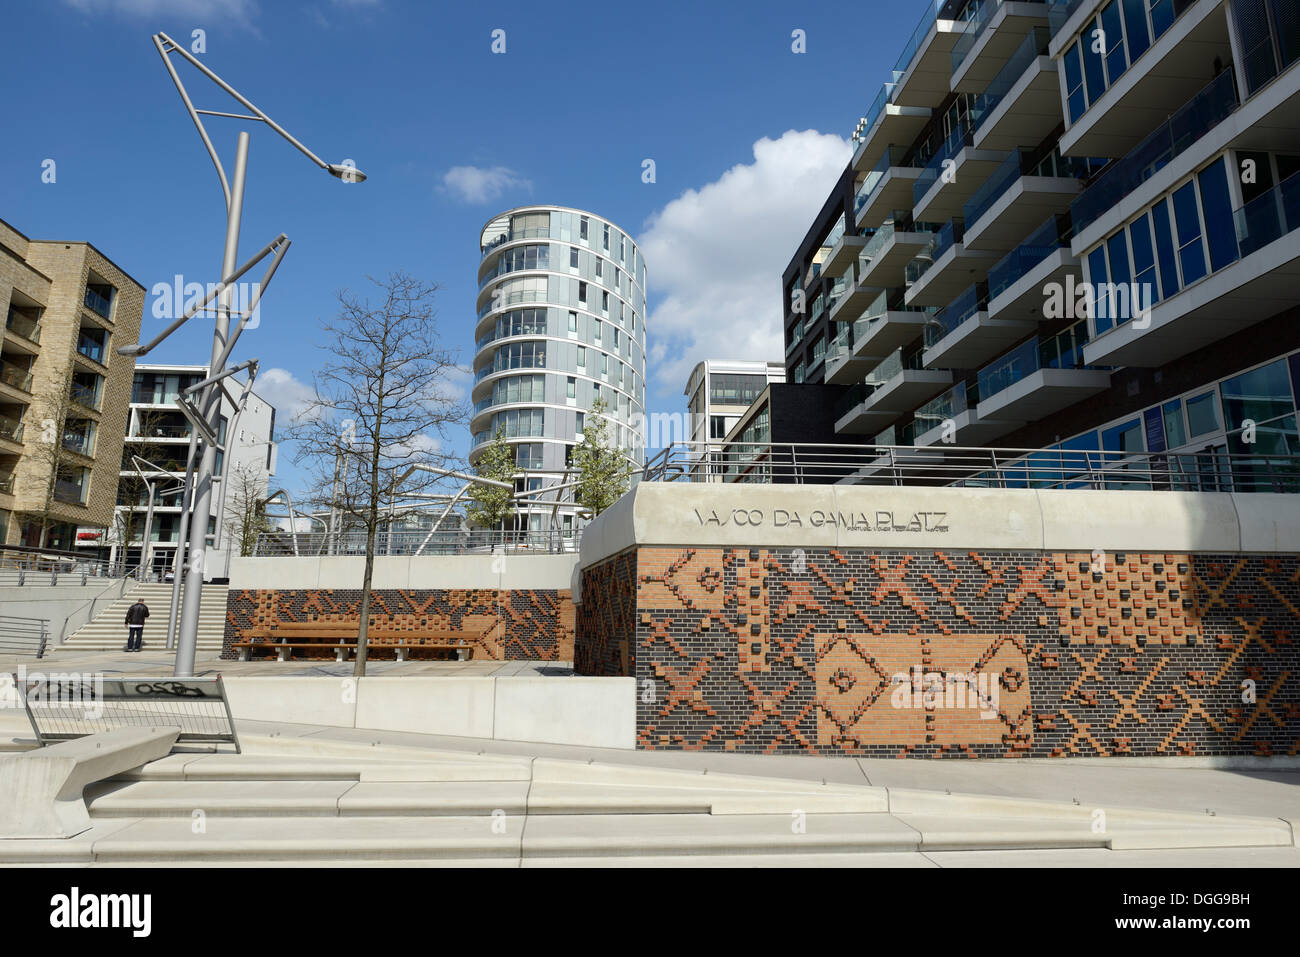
[
  {"xmin": 470, "ymin": 205, "xmax": 647, "ymax": 532},
  {"xmin": 108, "ymin": 363, "xmax": 277, "ymax": 578},
  {"xmin": 684, "ymin": 359, "xmax": 786, "ymax": 450},
  {"xmin": 781, "ymin": 0, "xmax": 1300, "ymax": 481},
  {"xmin": 0, "ymin": 217, "xmax": 144, "ymax": 551}
]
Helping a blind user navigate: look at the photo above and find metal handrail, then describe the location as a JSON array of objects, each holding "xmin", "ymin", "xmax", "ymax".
[
  {"xmin": 645, "ymin": 441, "xmax": 1300, "ymax": 493},
  {"xmin": 0, "ymin": 616, "xmax": 49, "ymax": 658},
  {"xmin": 252, "ymin": 527, "xmax": 582, "ymax": 557}
]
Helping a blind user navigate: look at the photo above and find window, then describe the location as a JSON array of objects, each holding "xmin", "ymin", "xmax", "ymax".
[
  {"xmin": 570, "ymin": 247, "xmax": 579, "ymax": 269},
  {"xmin": 1102, "ymin": 418, "xmax": 1144, "ymax": 454},
  {"xmin": 577, "ymin": 345, "xmax": 586, "ymax": 368},
  {"xmin": 1100, "ymin": 1, "xmax": 1128, "ymax": 85},
  {"xmin": 578, "ymin": 281, "xmax": 588, "ymax": 305},
  {"xmin": 593, "ymin": 320, "xmax": 601, "ymax": 342},
  {"xmin": 1129, "ymin": 212, "xmax": 1158, "ymax": 304},
  {"xmin": 1186, "ymin": 390, "xmax": 1220, "ymax": 437},
  {"xmin": 601, "ymin": 291, "xmax": 609, "ymax": 313},
  {"xmin": 575, "ymin": 411, "xmax": 584, "ymax": 435},
  {"xmin": 567, "ymin": 311, "xmax": 577, "ymax": 334},
  {"xmin": 1162, "ymin": 399, "xmax": 1188, "ymax": 449},
  {"xmin": 1171, "ymin": 181, "xmax": 1207, "ymax": 286},
  {"xmin": 1063, "ymin": 43, "xmax": 1087, "ymax": 123},
  {"xmin": 595, "ymin": 258, "xmax": 603, "ymax": 279},
  {"xmin": 579, "ymin": 217, "xmax": 589, "ymax": 241},
  {"xmin": 1220, "ymin": 358, "xmax": 1295, "ymax": 437},
  {"xmin": 1198, "ymin": 158, "xmax": 1239, "ymax": 272},
  {"xmin": 1150, "ymin": 200, "xmax": 1179, "ymax": 299},
  {"xmin": 567, "ymin": 376, "xmax": 576, "ymax": 399},
  {"xmin": 602, "ymin": 224, "xmax": 610, "ymax": 250}
]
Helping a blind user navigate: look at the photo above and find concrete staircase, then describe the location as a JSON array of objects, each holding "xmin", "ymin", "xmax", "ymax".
[
  {"xmin": 50, "ymin": 582, "xmax": 228, "ymax": 655},
  {"xmin": 0, "ymin": 738, "xmax": 1292, "ymax": 866}
]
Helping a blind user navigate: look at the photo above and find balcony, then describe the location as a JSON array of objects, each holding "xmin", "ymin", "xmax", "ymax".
[
  {"xmin": 1058, "ymin": 0, "xmax": 1232, "ymax": 158},
  {"xmin": 891, "ymin": 1, "xmax": 964, "ymax": 109},
  {"xmin": 821, "ymin": 228, "xmax": 870, "ymax": 278},
  {"xmin": 971, "ymin": 27, "xmax": 1059, "ymax": 150},
  {"xmin": 4, "ymin": 308, "xmax": 42, "ymax": 347},
  {"xmin": 1084, "ymin": 169, "xmax": 1300, "ymax": 367},
  {"xmin": 853, "ymin": 222, "xmax": 939, "ymax": 291},
  {"xmin": 976, "ymin": 319, "xmax": 1111, "ymax": 421},
  {"xmin": 855, "ymin": 147, "xmax": 924, "ymax": 228},
  {"xmin": 962, "ymin": 150, "xmax": 1087, "ymax": 250},
  {"xmin": 0, "ymin": 359, "xmax": 33, "ymax": 394},
  {"xmin": 0, "ymin": 413, "xmax": 23, "ymax": 445},
  {"xmin": 987, "ymin": 214, "xmax": 1080, "ymax": 320},
  {"xmin": 826, "ymin": 291, "xmax": 933, "ymax": 384},
  {"xmin": 914, "ymin": 380, "xmax": 1024, "ymax": 445},
  {"xmin": 913, "ymin": 129, "xmax": 1011, "ymax": 224},
  {"xmin": 904, "ymin": 220, "xmax": 1003, "ymax": 306},
  {"xmin": 83, "ymin": 286, "xmax": 113, "ymax": 320},
  {"xmin": 952, "ymin": 0, "xmax": 1049, "ymax": 92},
  {"xmin": 1070, "ymin": 69, "xmax": 1238, "ymax": 236},
  {"xmin": 851, "ymin": 85, "xmax": 933, "ymax": 174},
  {"xmin": 834, "ymin": 348, "xmax": 952, "ymax": 435},
  {"xmin": 923, "ymin": 282, "xmax": 1037, "ymax": 368}
]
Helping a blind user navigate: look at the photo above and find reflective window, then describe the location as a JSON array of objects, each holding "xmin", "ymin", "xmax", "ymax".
[
  {"xmin": 1172, "ymin": 181, "xmax": 1207, "ymax": 285},
  {"xmin": 1186, "ymin": 390, "xmax": 1220, "ymax": 437}
]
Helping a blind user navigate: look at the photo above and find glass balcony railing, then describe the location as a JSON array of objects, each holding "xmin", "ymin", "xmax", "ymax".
[
  {"xmin": 834, "ymin": 381, "xmax": 875, "ymax": 421},
  {"xmin": 77, "ymin": 333, "xmax": 106, "ymax": 364},
  {"xmin": 964, "ymin": 149, "xmax": 1093, "ymax": 231},
  {"xmin": 63, "ymin": 432, "xmax": 94, "ymax": 457},
  {"xmin": 5, "ymin": 309, "xmax": 41, "ymax": 344},
  {"xmin": 988, "ymin": 214, "xmax": 1074, "ymax": 302},
  {"xmin": 828, "ymin": 321, "xmax": 855, "ymax": 365},
  {"xmin": 915, "ymin": 380, "xmax": 973, "ymax": 432},
  {"xmin": 870, "ymin": 346, "xmax": 926, "ymax": 387},
  {"xmin": 893, "ymin": 0, "xmax": 948, "ymax": 85},
  {"xmin": 476, "ymin": 286, "xmax": 547, "ymax": 320},
  {"xmin": 480, "ymin": 226, "xmax": 550, "ymax": 258},
  {"xmin": 0, "ymin": 360, "xmax": 33, "ymax": 392},
  {"xmin": 83, "ymin": 288, "xmax": 112, "ymax": 319},
  {"xmin": 0, "ymin": 413, "xmax": 23, "ymax": 443},
  {"xmin": 1235, "ymin": 169, "xmax": 1300, "ymax": 258},
  {"xmin": 875, "ymin": 420, "xmax": 917, "ymax": 447},
  {"xmin": 971, "ymin": 27, "xmax": 1051, "ymax": 134},
  {"xmin": 913, "ymin": 125, "xmax": 973, "ymax": 206},
  {"xmin": 952, "ymin": 0, "xmax": 1044, "ymax": 74},
  {"xmin": 855, "ymin": 147, "xmax": 912, "ymax": 215},
  {"xmin": 1046, "ymin": 0, "xmax": 1087, "ymax": 36},
  {"xmin": 977, "ymin": 318, "xmax": 1096, "ymax": 401},
  {"xmin": 926, "ymin": 282, "xmax": 988, "ymax": 346},
  {"xmin": 855, "ymin": 84, "xmax": 895, "ymax": 147},
  {"xmin": 70, "ymin": 384, "xmax": 100, "ymax": 409},
  {"xmin": 1071, "ymin": 69, "xmax": 1239, "ymax": 234}
]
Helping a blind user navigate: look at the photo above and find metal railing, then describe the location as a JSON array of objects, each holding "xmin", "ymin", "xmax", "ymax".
[
  {"xmin": 643, "ymin": 441, "xmax": 1300, "ymax": 493},
  {"xmin": 0, "ymin": 548, "xmax": 136, "ymax": 587},
  {"xmin": 252, "ymin": 527, "xmax": 581, "ymax": 557},
  {"xmin": 0, "ymin": 616, "xmax": 49, "ymax": 658}
]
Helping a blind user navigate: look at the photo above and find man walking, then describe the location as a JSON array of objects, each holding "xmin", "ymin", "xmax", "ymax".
[{"xmin": 124, "ymin": 598, "xmax": 150, "ymax": 653}]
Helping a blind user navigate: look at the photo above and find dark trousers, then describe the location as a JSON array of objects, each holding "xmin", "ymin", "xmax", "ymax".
[{"xmin": 127, "ymin": 625, "xmax": 144, "ymax": 651}]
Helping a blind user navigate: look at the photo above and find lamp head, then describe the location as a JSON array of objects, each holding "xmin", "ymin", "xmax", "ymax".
[{"xmin": 327, "ymin": 162, "xmax": 366, "ymax": 184}]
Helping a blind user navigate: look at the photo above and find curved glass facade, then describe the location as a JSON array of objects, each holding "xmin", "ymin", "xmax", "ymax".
[{"xmin": 469, "ymin": 206, "xmax": 648, "ymax": 530}]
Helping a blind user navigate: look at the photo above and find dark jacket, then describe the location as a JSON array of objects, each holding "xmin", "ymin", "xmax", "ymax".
[{"xmin": 125, "ymin": 602, "xmax": 150, "ymax": 627}]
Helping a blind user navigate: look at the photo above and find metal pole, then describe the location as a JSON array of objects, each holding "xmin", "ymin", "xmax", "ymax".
[
  {"xmin": 175, "ymin": 130, "xmax": 248, "ymax": 678},
  {"xmin": 140, "ymin": 478, "xmax": 155, "ymax": 580},
  {"xmin": 167, "ymin": 426, "xmax": 199, "ymax": 650}
]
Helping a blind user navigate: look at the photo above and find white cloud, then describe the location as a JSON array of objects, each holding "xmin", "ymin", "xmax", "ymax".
[
  {"xmin": 62, "ymin": 0, "xmax": 259, "ymax": 21},
  {"xmin": 255, "ymin": 367, "xmax": 315, "ymax": 423},
  {"xmin": 441, "ymin": 166, "xmax": 531, "ymax": 205},
  {"xmin": 637, "ymin": 129, "xmax": 852, "ymax": 396}
]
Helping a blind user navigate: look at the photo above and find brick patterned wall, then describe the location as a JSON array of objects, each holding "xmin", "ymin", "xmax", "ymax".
[
  {"xmin": 222, "ymin": 588, "xmax": 574, "ymax": 661},
  {"xmin": 574, "ymin": 547, "xmax": 1300, "ymax": 758}
]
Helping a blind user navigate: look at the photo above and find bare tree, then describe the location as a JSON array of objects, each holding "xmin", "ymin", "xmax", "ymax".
[
  {"xmin": 286, "ymin": 272, "xmax": 465, "ymax": 676},
  {"xmin": 114, "ymin": 409, "xmax": 174, "ymax": 569},
  {"xmin": 223, "ymin": 462, "xmax": 272, "ymax": 558}
]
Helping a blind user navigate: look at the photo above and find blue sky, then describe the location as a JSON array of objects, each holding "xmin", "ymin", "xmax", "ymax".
[{"xmin": 0, "ymin": 0, "xmax": 922, "ymax": 497}]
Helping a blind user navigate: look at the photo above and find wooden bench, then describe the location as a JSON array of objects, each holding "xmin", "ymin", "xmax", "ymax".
[{"xmin": 233, "ymin": 621, "xmax": 475, "ymax": 663}]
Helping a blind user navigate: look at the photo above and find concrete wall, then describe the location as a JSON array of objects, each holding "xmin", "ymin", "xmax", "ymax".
[
  {"xmin": 229, "ymin": 553, "xmax": 578, "ymax": 591},
  {"xmin": 573, "ymin": 483, "xmax": 1300, "ymax": 759},
  {"xmin": 222, "ymin": 675, "xmax": 635, "ymax": 749},
  {"xmin": 0, "ymin": 583, "xmax": 132, "ymax": 647}
]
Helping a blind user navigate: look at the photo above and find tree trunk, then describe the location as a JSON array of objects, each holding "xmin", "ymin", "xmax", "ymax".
[{"xmin": 354, "ymin": 516, "xmax": 376, "ymax": 677}]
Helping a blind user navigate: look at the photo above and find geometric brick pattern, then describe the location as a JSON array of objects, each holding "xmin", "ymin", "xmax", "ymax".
[
  {"xmin": 222, "ymin": 588, "xmax": 574, "ymax": 662},
  {"xmin": 574, "ymin": 547, "xmax": 1300, "ymax": 758}
]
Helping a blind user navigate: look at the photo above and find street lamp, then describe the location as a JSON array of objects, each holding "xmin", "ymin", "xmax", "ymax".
[{"xmin": 120, "ymin": 32, "xmax": 366, "ymax": 677}]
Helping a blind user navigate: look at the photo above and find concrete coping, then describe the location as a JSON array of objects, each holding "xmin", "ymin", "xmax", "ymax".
[
  {"xmin": 0, "ymin": 727, "xmax": 179, "ymax": 838},
  {"xmin": 575, "ymin": 482, "xmax": 1300, "ymax": 576}
]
